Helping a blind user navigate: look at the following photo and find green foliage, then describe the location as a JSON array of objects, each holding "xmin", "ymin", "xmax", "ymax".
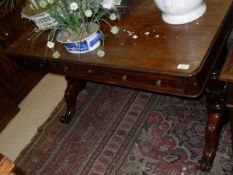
[
  {"xmin": 39, "ymin": 0, "xmax": 116, "ymax": 34},
  {"xmin": 23, "ymin": 0, "xmax": 47, "ymax": 16},
  {"xmin": 0, "ymin": 0, "xmax": 15, "ymax": 11}
]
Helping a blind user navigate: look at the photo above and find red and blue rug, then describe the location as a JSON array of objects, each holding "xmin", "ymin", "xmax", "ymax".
[{"xmin": 16, "ymin": 83, "xmax": 232, "ymax": 175}]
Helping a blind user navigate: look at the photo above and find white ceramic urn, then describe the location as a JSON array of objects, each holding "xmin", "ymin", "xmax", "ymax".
[{"xmin": 153, "ymin": 0, "xmax": 207, "ymax": 25}]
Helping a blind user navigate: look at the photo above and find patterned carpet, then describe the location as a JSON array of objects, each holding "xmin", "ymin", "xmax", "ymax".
[{"xmin": 16, "ymin": 83, "xmax": 232, "ymax": 175}]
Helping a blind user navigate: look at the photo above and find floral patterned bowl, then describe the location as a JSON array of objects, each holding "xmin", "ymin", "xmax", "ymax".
[{"xmin": 56, "ymin": 31, "xmax": 102, "ymax": 54}]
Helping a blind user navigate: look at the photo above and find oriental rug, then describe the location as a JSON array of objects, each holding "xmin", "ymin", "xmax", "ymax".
[{"xmin": 16, "ymin": 83, "xmax": 232, "ymax": 175}]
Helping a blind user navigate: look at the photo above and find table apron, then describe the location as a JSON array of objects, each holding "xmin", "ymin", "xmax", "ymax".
[{"xmin": 15, "ymin": 57, "xmax": 204, "ymax": 97}]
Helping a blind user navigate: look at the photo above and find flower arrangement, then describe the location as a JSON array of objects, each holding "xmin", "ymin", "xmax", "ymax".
[{"xmin": 35, "ymin": 0, "xmax": 123, "ymax": 58}]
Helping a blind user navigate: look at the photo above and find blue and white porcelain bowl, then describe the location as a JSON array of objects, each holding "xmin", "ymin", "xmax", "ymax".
[{"xmin": 56, "ymin": 30, "xmax": 102, "ymax": 54}]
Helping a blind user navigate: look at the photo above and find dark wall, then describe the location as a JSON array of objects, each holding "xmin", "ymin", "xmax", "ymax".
[{"xmin": 0, "ymin": 0, "xmax": 44, "ymax": 132}]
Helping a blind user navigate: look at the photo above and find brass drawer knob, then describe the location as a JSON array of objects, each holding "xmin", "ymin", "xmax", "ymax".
[
  {"xmin": 64, "ymin": 66, "xmax": 69, "ymax": 72},
  {"xmin": 121, "ymin": 75, "xmax": 127, "ymax": 81},
  {"xmin": 88, "ymin": 69, "xmax": 93, "ymax": 74}
]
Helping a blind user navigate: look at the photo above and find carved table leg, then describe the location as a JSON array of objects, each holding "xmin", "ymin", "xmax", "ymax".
[
  {"xmin": 60, "ymin": 76, "xmax": 87, "ymax": 123},
  {"xmin": 198, "ymin": 70, "xmax": 228, "ymax": 172}
]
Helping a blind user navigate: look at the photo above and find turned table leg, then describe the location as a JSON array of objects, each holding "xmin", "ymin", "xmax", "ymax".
[
  {"xmin": 198, "ymin": 70, "xmax": 228, "ymax": 172},
  {"xmin": 60, "ymin": 76, "xmax": 87, "ymax": 123}
]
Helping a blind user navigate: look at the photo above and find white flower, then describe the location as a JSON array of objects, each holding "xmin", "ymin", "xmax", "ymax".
[
  {"xmin": 114, "ymin": 0, "xmax": 122, "ymax": 5},
  {"xmin": 102, "ymin": 0, "xmax": 114, "ymax": 9},
  {"xmin": 47, "ymin": 0, "xmax": 55, "ymax": 4},
  {"xmin": 97, "ymin": 50, "xmax": 105, "ymax": 57},
  {"xmin": 52, "ymin": 51, "xmax": 60, "ymax": 59},
  {"xmin": 109, "ymin": 13, "xmax": 117, "ymax": 21},
  {"xmin": 110, "ymin": 26, "xmax": 119, "ymax": 34},
  {"xmin": 70, "ymin": 2, "xmax": 78, "ymax": 11},
  {"xmin": 47, "ymin": 41, "xmax": 55, "ymax": 48},
  {"xmin": 84, "ymin": 10, "xmax": 93, "ymax": 17},
  {"xmin": 39, "ymin": 0, "xmax": 47, "ymax": 8}
]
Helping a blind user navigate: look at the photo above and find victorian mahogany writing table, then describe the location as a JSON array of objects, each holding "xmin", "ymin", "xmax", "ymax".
[{"xmin": 7, "ymin": 0, "xmax": 233, "ymax": 172}]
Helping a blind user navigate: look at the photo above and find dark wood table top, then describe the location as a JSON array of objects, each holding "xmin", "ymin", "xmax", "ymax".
[{"xmin": 7, "ymin": 0, "xmax": 233, "ymax": 97}]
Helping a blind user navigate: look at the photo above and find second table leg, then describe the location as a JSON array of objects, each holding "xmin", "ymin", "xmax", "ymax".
[
  {"xmin": 198, "ymin": 70, "xmax": 228, "ymax": 171},
  {"xmin": 60, "ymin": 76, "xmax": 87, "ymax": 123}
]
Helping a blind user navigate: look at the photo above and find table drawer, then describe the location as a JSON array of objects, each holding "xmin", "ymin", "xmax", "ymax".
[
  {"xmin": 16, "ymin": 57, "xmax": 198, "ymax": 96},
  {"xmin": 96, "ymin": 70, "xmax": 183, "ymax": 94}
]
